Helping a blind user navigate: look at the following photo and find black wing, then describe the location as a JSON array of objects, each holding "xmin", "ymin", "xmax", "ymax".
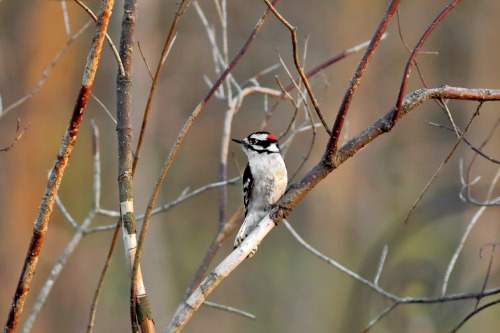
[{"xmin": 242, "ymin": 163, "xmax": 254, "ymax": 217}]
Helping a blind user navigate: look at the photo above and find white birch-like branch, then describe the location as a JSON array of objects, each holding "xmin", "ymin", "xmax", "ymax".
[
  {"xmin": 441, "ymin": 167, "xmax": 500, "ymax": 295},
  {"xmin": 22, "ymin": 121, "xmax": 102, "ymax": 333},
  {"xmin": 164, "ymin": 214, "xmax": 277, "ymax": 332},
  {"xmin": 202, "ymin": 301, "xmax": 256, "ymax": 320}
]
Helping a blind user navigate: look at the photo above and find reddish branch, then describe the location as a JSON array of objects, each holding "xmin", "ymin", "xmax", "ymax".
[
  {"xmin": 281, "ymin": 87, "xmax": 500, "ymax": 220},
  {"xmin": 132, "ymin": 0, "xmax": 189, "ymax": 172},
  {"xmin": 262, "ymin": 37, "xmax": 386, "ymax": 130},
  {"xmin": 325, "ymin": 0, "xmax": 401, "ymax": 163},
  {"xmin": 393, "ymin": 0, "xmax": 461, "ymax": 123},
  {"xmin": 3, "ymin": 1, "xmax": 114, "ymax": 332}
]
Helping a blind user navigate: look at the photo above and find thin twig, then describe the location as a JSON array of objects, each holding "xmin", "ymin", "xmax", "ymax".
[
  {"xmin": 55, "ymin": 194, "xmax": 79, "ymax": 229},
  {"xmin": 87, "ymin": 222, "xmax": 121, "ymax": 333},
  {"xmin": 85, "ymin": 177, "xmax": 241, "ymax": 234},
  {"xmin": 362, "ymin": 302, "xmax": 398, "ymax": 333},
  {"xmin": 476, "ymin": 244, "xmax": 497, "ymax": 309},
  {"xmin": 91, "ymin": 92, "xmax": 117, "ymax": 124},
  {"xmin": 137, "ymin": 41, "xmax": 154, "ymax": 80},
  {"xmin": 275, "ymin": 76, "xmax": 299, "ymax": 139},
  {"xmin": 202, "ymin": 301, "xmax": 256, "ymax": 320},
  {"xmin": 393, "ymin": 0, "xmax": 461, "ymax": 123},
  {"xmin": 442, "ymin": 167, "xmax": 500, "ymax": 295},
  {"xmin": 22, "ymin": 122, "xmax": 101, "ymax": 333},
  {"xmin": 426, "ymin": 119, "xmax": 500, "ymax": 164},
  {"xmin": 0, "ymin": 119, "xmax": 31, "ymax": 152},
  {"xmin": 74, "ymin": 0, "xmax": 125, "ymax": 76},
  {"xmin": 132, "ymin": 0, "xmax": 189, "ymax": 172},
  {"xmin": 450, "ymin": 298, "xmax": 500, "ymax": 332},
  {"xmin": 374, "ymin": 245, "xmax": 389, "ymax": 286},
  {"xmin": 263, "ymin": 0, "xmax": 331, "ymax": 135},
  {"xmin": 262, "ymin": 34, "xmax": 388, "ymax": 130},
  {"xmin": 395, "ymin": 9, "xmax": 439, "ymax": 95},
  {"xmin": 0, "ymin": 21, "xmax": 92, "ymax": 118},
  {"xmin": 441, "ymin": 206, "xmax": 487, "ymax": 296},
  {"xmin": 404, "ymin": 103, "xmax": 481, "ymax": 224}
]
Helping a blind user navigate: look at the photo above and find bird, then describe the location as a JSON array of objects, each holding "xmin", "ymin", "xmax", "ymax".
[{"xmin": 232, "ymin": 131, "xmax": 288, "ymax": 257}]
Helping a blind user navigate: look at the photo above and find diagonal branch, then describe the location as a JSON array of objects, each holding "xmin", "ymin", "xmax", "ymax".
[
  {"xmin": 325, "ymin": 0, "xmax": 400, "ymax": 164},
  {"xmin": 263, "ymin": 0, "xmax": 331, "ymax": 135},
  {"xmin": 393, "ymin": 0, "xmax": 461, "ymax": 123},
  {"xmin": 3, "ymin": 1, "xmax": 115, "ymax": 332},
  {"xmin": 132, "ymin": 0, "xmax": 189, "ymax": 172},
  {"xmin": 261, "ymin": 34, "xmax": 388, "ymax": 130},
  {"xmin": 164, "ymin": 86, "xmax": 500, "ymax": 332}
]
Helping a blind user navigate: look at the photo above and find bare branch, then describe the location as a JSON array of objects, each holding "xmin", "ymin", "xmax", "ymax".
[
  {"xmin": 362, "ymin": 303, "xmax": 398, "ymax": 333},
  {"xmin": 374, "ymin": 245, "xmax": 389, "ymax": 286},
  {"xmin": 0, "ymin": 21, "xmax": 92, "ymax": 118},
  {"xmin": 403, "ymin": 103, "xmax": 481, "ymax": 224},
  {"xmin": 393, "ymin": 0, "xmax": 461, "ymax": 123},
  {"xmin": 164, "ymin": 85, "xmax": 500, "ymax": 332},
  {"xmin": 442, "ymin": 167, "xmax": 500, "ymax": 295},
  {"xmin": 325, "ymin": 0, "xmax": 400, "ymax": 163},
  {"xmin": 22, "ymin": 122, "xmax": 102, "ymax": 333},
  {"xmin": 0, "ymin": 119, "xmax": 31, "ymax": 152},
  {"xmin": 450, "ymin": 298, "xmax": 500, "ymax": 333},
  {"xmin": 426, "ymin": 119, "xmax": 500, "ymax": 164},
  {"xmin": 133, "ymin": 0, "xmax": 190, "ymax": 172},
  {"xmin": 73, "ymin": 0, "xmax": 125, "ymax": 76},
  {"xmin": 262, "ymin": 34, "xmax": 388, "ymax": 130},
  {"xmin": 263, "ymin": 0, "xmax": 331, "ymax": 135},
  {"xmin": 202, "ymin": 301, "xmax": 256, "ymax": 320},
  {"xmin": 4, "ymin": 2, "xmax": 114, "ymax": 330}
]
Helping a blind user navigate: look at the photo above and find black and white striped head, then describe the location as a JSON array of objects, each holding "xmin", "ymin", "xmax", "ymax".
[{"xmin": 232, "ymin": 131, "xmax": 281, "ymax": 155}]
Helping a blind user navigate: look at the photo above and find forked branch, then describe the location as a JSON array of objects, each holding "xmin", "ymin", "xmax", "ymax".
[{"xmin": 164, "ymin": 85, "xmax": 500, "ymax": 332}]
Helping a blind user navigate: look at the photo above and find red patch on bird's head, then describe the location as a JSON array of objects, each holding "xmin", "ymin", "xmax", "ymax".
[{"xmin": 267, "ymin": 133, "xmax": 277, "ymax": 140}]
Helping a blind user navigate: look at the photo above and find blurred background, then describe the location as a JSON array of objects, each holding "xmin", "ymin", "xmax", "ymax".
[{"xmin": 0, "ymin": 0, "xmax": 499, "ymax": 332}]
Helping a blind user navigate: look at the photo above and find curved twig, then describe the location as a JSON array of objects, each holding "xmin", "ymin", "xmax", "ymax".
[
  {"xmin": 450, "ymin": 298, "xmax": 500, "ymax": 332},
  {"xmin": 263, "ymin": 0, "xmax": 331, "ymax": 135}
]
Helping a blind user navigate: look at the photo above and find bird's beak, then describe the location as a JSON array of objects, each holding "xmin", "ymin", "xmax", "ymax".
[{"xmin": 232, "ymin": 138, "xmax": 244, "ymax": 144}]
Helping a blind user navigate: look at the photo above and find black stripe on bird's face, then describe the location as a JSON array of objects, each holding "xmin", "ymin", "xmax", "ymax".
[{"xmin": 232, "ymin": 131, "xmax": 281, "ymax": 154}]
